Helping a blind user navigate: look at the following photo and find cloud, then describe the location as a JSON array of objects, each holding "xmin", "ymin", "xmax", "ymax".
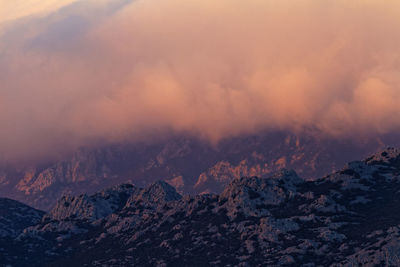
[
  {"xmin": 0, "ymin": 0, "xmax": 400, "ymax": 163},
  {"xmin": 0, "ymin": 0, "xmax": 78, "ymax": 24}
]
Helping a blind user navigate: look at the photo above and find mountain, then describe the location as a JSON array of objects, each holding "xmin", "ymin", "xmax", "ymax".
[
  {"xmin": 0, "ymin": 132, "xmax": 394, "ymax": 210},
  {"xmin": 0, "ymin": 198, "xmax": 44, "ymax": 264},
  {"xmin": 3, "ymin": 148, "xmax": 400, "ymax": 265},
  {"xmin": 0, "ymin": 198, "xmax": 44, "ymax": 238}
]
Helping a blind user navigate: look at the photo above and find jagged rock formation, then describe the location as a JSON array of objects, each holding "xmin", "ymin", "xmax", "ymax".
[
  {"xmin": 2, "ymin": 148, "xmax": 400, "ymax": 266},
  {"xmin": 0, "ymin": 133, "xmax": 393, "ymax": 210},
  {"xmin": 47, "ymin": 184, "xmax": 136, "ymax": 221}
]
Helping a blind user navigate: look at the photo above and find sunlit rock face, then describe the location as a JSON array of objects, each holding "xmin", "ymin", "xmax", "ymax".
[
  {"xmin": 0, "ymin": 132, "xmax": 395, "ymax": 211},
  {"xmin": 2, "ymin": 148, "xmax": 400, "ymax": 265}
]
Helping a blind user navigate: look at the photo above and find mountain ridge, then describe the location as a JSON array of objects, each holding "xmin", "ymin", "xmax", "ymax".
[
  {"xmin": 2, "ymin": 148, "xmax": 400, "ymax": 265},
  {"xmin": 0, "ymin": 133, "xmax": 395, "ymax": 210}
]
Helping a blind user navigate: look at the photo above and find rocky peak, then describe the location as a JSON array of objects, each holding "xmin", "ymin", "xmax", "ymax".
[
  {"xmin": 219, "ymin": 174, "xmax": 301, "ymax": 218},
  {"xmin": 270, "ymin": 169, "xmax": 304, "ymax": 189},
  {"xmin": 329, "ymin": 147, "xmax": 400, "ymax": 187},
  {"xmin": 221, "ymin": 169, "xmax": 303, "ymax": 202},
  {"xmin": 364, "ymin": 147, "xmax": 400, "ymax": 165},
  {"xmin": 46, "ymin": 184, "xmax": 136, "ymax": 221},
  {"xmin": 125, "ymin": 181, "xmax": 182, "ymax": 208}
]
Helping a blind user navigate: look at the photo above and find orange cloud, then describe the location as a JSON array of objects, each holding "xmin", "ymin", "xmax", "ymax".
[{"xmin": 1, "ymin": 0, "xmax": 400, "ymax": 162}]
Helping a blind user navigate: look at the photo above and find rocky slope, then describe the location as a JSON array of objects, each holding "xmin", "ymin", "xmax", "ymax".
[
  {"xmin": 3, "ymin": 148, "xmax": 400, "ymax": 266},
  {"xmin": 0, "ymin": 198, "xmax": 44, "ymax": 264},
  {"xmin": 0, "ymin": 132, "xmax": 394, "ymax": 210},
  {"xmin": 0, "ymin": 198, "xmax": 44, "ymax": 238}
]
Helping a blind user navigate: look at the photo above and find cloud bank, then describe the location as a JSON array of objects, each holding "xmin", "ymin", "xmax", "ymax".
[{"xmin": 1, "ymin": 0, "xmax": 400, "ymax": 162}]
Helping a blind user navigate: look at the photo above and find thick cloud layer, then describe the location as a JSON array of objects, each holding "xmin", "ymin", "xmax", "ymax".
[{"xmin": 1, "ymin": 0, "xmax": 400, "ymax": 163}]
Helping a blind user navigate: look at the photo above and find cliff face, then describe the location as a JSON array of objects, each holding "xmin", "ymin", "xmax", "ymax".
[
  {"xmin": 3, "ymin": 148, "xmax": 400, "ymax": 266},
  {"xmin": 0, "ymin": 133, "xmax": 393, "ymax": 210}
]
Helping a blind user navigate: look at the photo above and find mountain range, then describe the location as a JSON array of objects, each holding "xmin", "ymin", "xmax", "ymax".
[
  {"xmin": 0, "ymin": 132, "xmax": 395, "ymax": 210},
  {"xmin": 2, "ymin": 147, "xmax": 400, "ymax": 265}
]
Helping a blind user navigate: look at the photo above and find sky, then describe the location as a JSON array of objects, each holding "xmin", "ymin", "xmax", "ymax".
[{"xmin": 0, "ymin": 0, "xmax": 400, "ymax": 163}]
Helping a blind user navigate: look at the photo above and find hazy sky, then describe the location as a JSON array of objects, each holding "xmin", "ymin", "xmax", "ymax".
[{"xmin": 0, "ymin": 0, "xmax": 400, "ymax": 163}]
